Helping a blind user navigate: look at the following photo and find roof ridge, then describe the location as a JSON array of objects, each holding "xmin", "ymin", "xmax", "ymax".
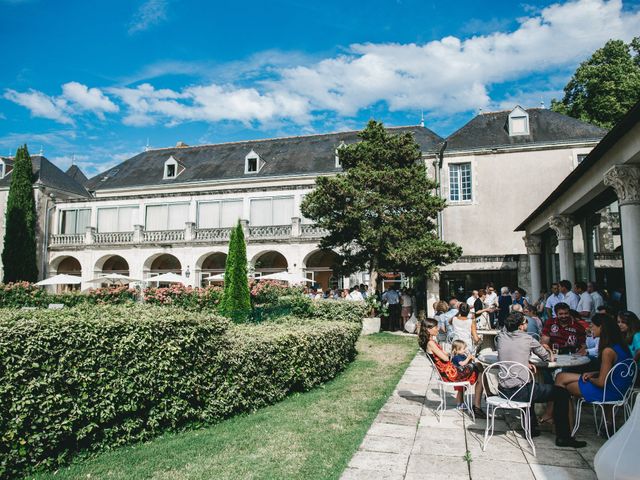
[{"xmin": 145, "ymin": 125, "xmax": 437, "ymax": 153}]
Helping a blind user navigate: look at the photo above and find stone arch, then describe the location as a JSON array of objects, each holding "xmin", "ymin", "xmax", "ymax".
[
  {"xmin": 143, "ymin": 253, "xmax": 182, "ymax": 277},
  {"xmin": 252, "ymin": 250, "xmax": 288, "ymax": 276},
  {"xmin": 50, "ymin": 255, "xmax": 82, "ymax": 276},
  {"xmin": 303, "ymin": 249, "xmax": 341, "ymax": 290},
  {"xmin": 94, "ymin": 254, "xmax": 130, "ymax": 276},
  {"xmin": 196, "ymin": 251, "xmax": 227, "ymax": 286}
]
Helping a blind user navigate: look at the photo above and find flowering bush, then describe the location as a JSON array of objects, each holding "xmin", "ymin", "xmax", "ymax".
[
  {"xmin": 0, "ymin": 281, "xmax": 50, "ymax": 308},
  {"xmin": 85, "ymin": 285, "xmax": 138, "ymax": 304},
  {"xmin": 143, "ymin": 284, "xmax": 222, "ymax": 311},
  {"xmin": 250, "ymin": 280, "xmax": 303, "ymax": 305}
]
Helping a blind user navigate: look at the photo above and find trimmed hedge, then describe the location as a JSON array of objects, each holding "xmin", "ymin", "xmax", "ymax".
[
  {"xmin": 0, "ymin": 305, "xmax": 360, "ymax": 479},
  {"xmin": 311, "ymin": 299, "xmax": 369, "ymax": 323}
]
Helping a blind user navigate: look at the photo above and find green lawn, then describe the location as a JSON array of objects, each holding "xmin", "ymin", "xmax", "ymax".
[{"xmin": 31, "ymin": 333, "xmax": 418, "ymax": 480}]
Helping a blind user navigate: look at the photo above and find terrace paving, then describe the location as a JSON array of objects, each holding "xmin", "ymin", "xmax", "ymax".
[{"xmin": 341, "ymin": 350, "xmax": 604, "ymax": 480}]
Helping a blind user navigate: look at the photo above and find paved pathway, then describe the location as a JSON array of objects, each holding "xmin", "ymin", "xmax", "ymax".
[{"xmin": 341, "ymin": 351, "xmax": 604, "ymax": 480}]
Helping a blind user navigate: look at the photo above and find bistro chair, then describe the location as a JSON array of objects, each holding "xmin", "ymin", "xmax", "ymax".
[
  {"xmin": 572, "ymin": 359, "xmax": 637, "ymax": 439},
  {"xmin": 481, "ymin": 361, "xmax": 536, "ymax": 456},
  {"xmin": 424, "ymin": 351, "xmax": 475, "ymax": 422}
]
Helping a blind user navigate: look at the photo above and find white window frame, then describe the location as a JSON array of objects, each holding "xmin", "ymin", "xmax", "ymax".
[
  {"xmin": 96, "ymin": 205, "xmax": 138, "ymax": 233},
  {"xmin": 59, "ymin": 208, "xmax": 91, "ymax": 234},
  {"xmin": 245, "ymin": 149, "xmax": 263, "ymax": 174},
  {"xmin": 144, "ymin": 202, "xmax": 190, "ymax": 231},
  {"xmin": 0, "ymin": 161, "xmax": 5, "ymax": 179},
  {"xmin": 249, "ymin": 196, "xmax": 294, "ymax": 226},
  {"xmin": 196, "ymin": 199, "xmax": 244, "ymax": 228},
  {"xmin": 508, "ymin": 106, "xmax": 530, "ymax": 136},
  {"xmin": 448, "ymin": 162, "xmax": 472, "ymax": 203},
  {"xmin": 163, "ymin": 156, "xmax": 181, "ymax": 180}
]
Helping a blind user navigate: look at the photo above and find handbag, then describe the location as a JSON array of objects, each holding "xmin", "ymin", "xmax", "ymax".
[{"xmin": 404, "ymin": 312, "xmax": 417, "ymax": 334}]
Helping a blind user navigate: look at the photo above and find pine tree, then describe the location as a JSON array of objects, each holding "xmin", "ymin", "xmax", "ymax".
[
  {"xmin": 2, "ymin": 145, "xmax": 38, "ymax": 283},
  {"xmin": 220, "ymin": 221, "xmax": 251, "ymax": 321}
]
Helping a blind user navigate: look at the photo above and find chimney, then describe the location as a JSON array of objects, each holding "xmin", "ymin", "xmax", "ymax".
[{"xmin": 176, "ymin": 141, "xmax": 188, "ymax": 148}]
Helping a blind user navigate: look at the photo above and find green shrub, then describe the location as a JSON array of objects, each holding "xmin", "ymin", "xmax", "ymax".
[
  {"xmin": 143, "ymin": 284, "xmax": 222, "ymax": 310},
  {"xmin": 249, "ymin": 280, "xmax": 303, "ymax": 305},
  {"xmin": 0, "ymin": 282, "xmax": 50, "ymax": 308},
  {"xmin": 310, "ymin": 300, "xmax": 369, "ymax": 324},
  {"xmin": 0, "ymin": 304, "xmax": 359, "ymax": 479}
]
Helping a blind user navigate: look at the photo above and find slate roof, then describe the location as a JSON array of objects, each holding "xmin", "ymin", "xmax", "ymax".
[
  {"xmin": 0, "ymin": 155, "xmax": 91, "ymax": 197},
  {"xmin": 85, "ymin": 126, "xmax": 443, "ymax": 191},
  {"xmin": 65, "ymin": 165, "xmax": 89, "ymax": 186},
  {"xmin": 445, "ymin": 108, "xmax": 606, "ymax": 153}
]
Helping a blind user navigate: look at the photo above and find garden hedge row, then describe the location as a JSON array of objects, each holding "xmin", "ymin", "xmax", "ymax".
[{"xmin": 0, "ymin": 305, "xmax": 360, "ymax": 479}]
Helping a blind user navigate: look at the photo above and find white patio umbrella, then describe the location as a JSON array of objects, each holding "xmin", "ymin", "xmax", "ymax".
[
  {"xmin": 205, "ymin": 273, "xmax": 226, "ymax": 281},
  {"xmin": 35, "ymin": 274, "xmax": 82, "ymax": 286},
  {"xmin": 148, "ymin": 272, "xmax": 190, "ymax": 285},
  {"xmin": 87, "ymin": 273, "xmax": 141, "ymax": 285},
  {"xmin": 259, "ymin": 271, "xmax": 314, "ymax": 284}
]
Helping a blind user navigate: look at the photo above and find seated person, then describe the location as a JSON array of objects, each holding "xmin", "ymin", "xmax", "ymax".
[
  {"xmin": 556, "ymin": 313, "xmax": 633, "ymax": 404},
  {"xmin": 450, "ymin": 339, "xmax": 476, "ymax": 410},
  {"xmin": 496, "ymin": 312, "xmax": 586, "ymax": 447},
  {"xmin": 418, "ymin": 318, "xmax": 486, "ymax": 418},
  {"xmin": 541, "ymin": 302, "xmax": 587, "ymax": 354},
  {"xmin": 523, "ymin": 304, "xmax": 543, "ymax": 338}
]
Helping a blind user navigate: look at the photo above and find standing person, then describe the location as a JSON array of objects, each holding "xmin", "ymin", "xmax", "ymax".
[
  {"xmin": 575, "ymin": 281, "xmax": 593, "ymax": 321},
  {"xmin": 418, "ymin": 317, "xmax": 486, "ymax": 418},
  {"xmin": 383, "ymin": 284, "xmax": 401, "ymax": 331},
  {"xmin": 433, "ymin": 300, "xmax": 452, "ymax": 342},
  {"xmin": 617, "ymin": 310, "xmax": 640, "ymax": 364},
  {"xmin": 485, "ymin": 285, "xmax": 499, "ymax": 327},
  {"xmin": 349, "ymin": 285, "xmax": 364, "ymax": 301},
  {"xmin": 498, "ymin": 286, "xmax": 512, "ymax": 328},
  {"xmin": 451, "ymin": 303, "xmax": 480, "ymax": 350},
  {"xmin": 588, "ymin": 282, "xmax": 604, "ymax": 315},
  {"xmin": 466, "ymin": 290, "xmax": 479, "ymax": 308},
  {"xmin": 559, "ymin": 280, "xmax": 579, "ymax": 311},
  {"xmin": 545, "ymin": 283, "xmax": 564, "ymax": 320},
  {"xmin": 473, "ymin": 289, "xmax": 492, "ymax": 330},
  {"xmin": 513, "ymin": 288, "xmax": 529, "ymax": 308},
  {"xmin": 400, "ymin": 288, "xmax": 413, "ymax": 330},
  {"xmin": 496, "ymin": 312, "xmax": 586, "ymax": 447}
]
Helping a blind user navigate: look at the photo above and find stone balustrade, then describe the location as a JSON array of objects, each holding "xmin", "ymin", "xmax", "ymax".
[{"xmin": 49, "ymin": 218, "xmax": 326, "ymax": 249}]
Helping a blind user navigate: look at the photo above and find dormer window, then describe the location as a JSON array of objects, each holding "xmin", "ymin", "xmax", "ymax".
[
  {"xmin": 508, "ymin": 106, "xmax": 530, "ymax": 136},
  {"xmin": 335, "ymin": 141, "xmax": 346, "ymax": 168},
  {"xmin": 0, "ymin": 161, "xmax": 5, "ymax": 179},
  {"xmin": 245, "ymin": 150, "xmax": 263, "ymax": 174},
  {"xmin": 163, "ymin": 156, "xmax": 183, "ymax": 180}
]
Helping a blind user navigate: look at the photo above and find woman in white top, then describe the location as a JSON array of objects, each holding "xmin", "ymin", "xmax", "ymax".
[
  {"xmin": 450, "ymin": 303, "xmax": 480, "ymax": 350},
  {"xmin": 400, "ymin": 289, "xmax": 413, "ymax": 329}
]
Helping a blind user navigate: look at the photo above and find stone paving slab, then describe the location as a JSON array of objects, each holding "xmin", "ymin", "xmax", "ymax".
[{"xmin": 340, "ymin": 350, "xmax": 602, "ymax": 480}]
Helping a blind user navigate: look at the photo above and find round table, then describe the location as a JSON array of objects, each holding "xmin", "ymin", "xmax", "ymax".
[
  {"xmin": 478, "ymin": 352, "xmax": 591, "ymax": 369},
  {"xmin": 477, "ymin": 329, "xmax": 500, "ymax": 351}
]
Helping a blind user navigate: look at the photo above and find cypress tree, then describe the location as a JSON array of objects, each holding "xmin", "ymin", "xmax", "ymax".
[
  {"xmin": 220, "ymin": 221, "xmax": 251, "ymax": 321},
  {"xmin": 2, "ymin": 145, "xmax": 38, "ymax": 282}
]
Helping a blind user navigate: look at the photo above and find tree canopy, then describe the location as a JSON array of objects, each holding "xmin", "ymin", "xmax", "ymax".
[
  {"xmin": 551, "ymin": 37, "xmax": 640, "ymax": 129},
  {"xmin": 301, "ymin": 120, "xmax": 461, "ymax": 280},
  {"xmin": 2, "ymin": 145, "xmax": 38, "ymax": 283}
]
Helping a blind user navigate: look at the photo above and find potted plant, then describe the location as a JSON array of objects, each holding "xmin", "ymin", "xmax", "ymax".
[{"xmin": 362, "ymin": 294, "xmax": 387, "ymax": 335}]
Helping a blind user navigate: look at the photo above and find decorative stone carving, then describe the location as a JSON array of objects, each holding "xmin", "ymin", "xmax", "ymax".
[
  {"xmin": 604, "ymin": 165, "xmax": 640, "ymax": 206},
  {"xmin": 523, "ymin": 234, "xmax": 542, "ymax": 255},
  {"xmin": 548, "ymin": 215, "xmax": 574, "ymax": 241}
]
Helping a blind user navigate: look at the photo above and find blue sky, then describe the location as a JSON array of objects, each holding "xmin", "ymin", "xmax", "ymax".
[{"xmin": 1, "ymin": 0, "xmax": 639, "ymax": 176}]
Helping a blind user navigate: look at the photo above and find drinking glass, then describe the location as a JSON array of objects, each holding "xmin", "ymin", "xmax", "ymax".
[{"xmin": 552, "ymin": 343, "xmax": 559, "ymax": 356}]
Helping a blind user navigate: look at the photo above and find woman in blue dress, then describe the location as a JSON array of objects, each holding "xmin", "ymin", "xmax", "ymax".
[{"xmin": 555, "ymin": 313, "xmax": 633, "ymax": 403}]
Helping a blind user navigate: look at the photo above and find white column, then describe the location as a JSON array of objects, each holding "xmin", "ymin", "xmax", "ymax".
[
  {"xmin": 604, "ymin": 165, "xmax": 640, "ymax": 313},
  {"xmin": 549, "ymin": 215, "xmax": 575, "ymax": 284},
  {"xmin": 524, "ymin": 234, "xmax": 542, "ymax": 299}
]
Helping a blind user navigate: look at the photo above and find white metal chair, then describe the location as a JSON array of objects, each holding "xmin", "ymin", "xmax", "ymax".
[
  {"xmin": 424, "ymin": 351, "xmax": 475, "ymax": 422},
  {"xmin": 572, "ymin": 359, "xmax": 637, "ymax": 439},
  {"xmin": 481, "ymin": 361, "xmax": 536, "ymax": 456}
]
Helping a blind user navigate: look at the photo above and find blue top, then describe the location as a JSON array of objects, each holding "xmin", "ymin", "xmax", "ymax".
[
  {"xmin": 630, "ymin": 332, "xmax": 640, "ymax": 362},
  {"xmin": 579, "ymin": 344, "xmax": 633, "ymax": 402},
  {"xmin": 451, "ymin": 354, "xmax": 466, "ymax": 367}
]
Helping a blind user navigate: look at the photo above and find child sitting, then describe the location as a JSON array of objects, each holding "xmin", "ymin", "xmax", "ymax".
[{"xmin": 450, "ymin": 339, "xmax": 476, "ymax": 410}]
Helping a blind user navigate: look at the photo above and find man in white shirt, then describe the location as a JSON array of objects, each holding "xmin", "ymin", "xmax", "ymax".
[
  {"xmin": 382, "ymin": 285, "xmax": 401, "ymax": 331},
  {"xmin": 466, "ymin": 290, "xmax": 478, "ymax": 307},
  {"xmin": 575, "ymin": 281, "xmax": 593, "ymax": 320},
  {"xmin": 588, "ymin": 282, "xmax": 604, "ymax": 314},
  {"xmin": 545, "ymin": 283, "xmax": 564, "ymax": 319},
  {"xmin": 349, "ymin": 286, "xmax": 364, "ymax": 301},
  {"xmin": 559, "ymin": 280, "xmax": 579, "ymax": 311}
]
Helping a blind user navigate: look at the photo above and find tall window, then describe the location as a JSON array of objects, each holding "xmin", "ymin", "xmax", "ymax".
[
  {"xmin": 145, "ymin": 203, "xmax": 189, "ymax": 231},
  {"xmin": 250, "ymin": 197, "xmax": 294, "ymax": 226},
  {"xmin": 60, "ymin": 209, "xmax": 91, "ymax": 234},
  {"xmin": 197, "ymin": 200, "xmax": 243, "ymax": 228},
  {"xmin": 449, "ymin": 163, "xmax": 472, "ymax": 202},
  {"xmin": 97, "ymin": 206, "xmax": 138, "ymax": 232}
]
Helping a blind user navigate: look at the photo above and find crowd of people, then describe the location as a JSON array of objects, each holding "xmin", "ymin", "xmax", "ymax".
[{"xmin": 420, "ymin": 279, "xmax": 639, "ymax": 448}]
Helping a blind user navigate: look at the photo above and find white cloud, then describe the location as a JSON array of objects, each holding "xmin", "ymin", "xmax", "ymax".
[
  {"xmin": 4, "ymin": 89, "xmax": 73, "ymax": 124},
  {"xmin": 4, "ymin": 83, "xmax": 118, "ymax": 124},
  {"xmin": 61, "ymin": 82, "xmax": 119, "ymax": 119},
  {"xmin": 6, "ymin": 0, "xmax": 640, "ymax": 128},
  {"xmin": 128, "ymin": 0, "xmax": 169, "ymax": 34}
]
